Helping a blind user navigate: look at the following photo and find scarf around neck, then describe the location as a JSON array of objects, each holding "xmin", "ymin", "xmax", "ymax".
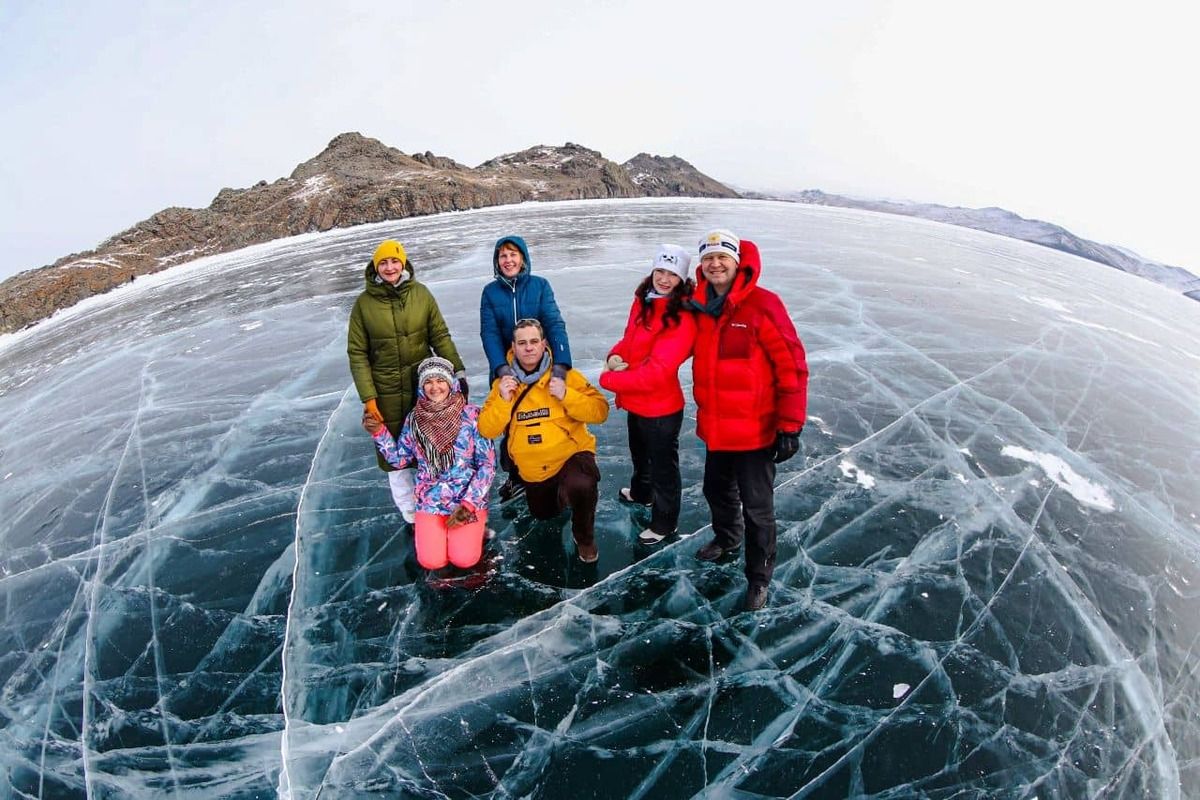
[
  {"xmin": 690, "ymin": 282, "xmax": 729, "ymax": 318},
  {"xmin": 411, "ymin": 392, "xmax": 466, "ymax": 474},
  {"xmin": 515, "ymin": 351, "xmax": 551, "ymax": 385}
]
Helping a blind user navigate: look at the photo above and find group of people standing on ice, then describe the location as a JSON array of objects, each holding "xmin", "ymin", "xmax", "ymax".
[{"xmin": 347, "ymin": 228, "xmax": 808, "ymax": 611}]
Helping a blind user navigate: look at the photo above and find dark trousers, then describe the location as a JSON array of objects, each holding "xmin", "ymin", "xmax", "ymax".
[
  {"xmin": 499, "ymin": 434, "xmax": 520, "ymax": 482},
  {"xmin": 703, "ymin": 447, "xmax": 777, "ymax": 587},
  {"xmin": 627, "ymin": 410, "xmax": 684, "ymax": 535},
  {"xmin": 524, "ymin": 452, "xmax": 601, "ymax": 546}
]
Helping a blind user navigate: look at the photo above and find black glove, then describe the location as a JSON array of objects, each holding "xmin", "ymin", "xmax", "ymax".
[
  {"xmin": 455, "ymin": 370, "xmax": 469, "ymax": 402},
  {"xmin": 772, "ymin": 430, "xmax": 801, "ymax": 464},
  {"xmin": 551, "ymin": 363, "xmax": 568, "ymax": 381}
]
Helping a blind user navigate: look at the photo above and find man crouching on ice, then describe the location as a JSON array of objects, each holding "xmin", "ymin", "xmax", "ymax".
[{"xmin": 478, "ymin": 319, "xmax": 610, "ymax": 563}]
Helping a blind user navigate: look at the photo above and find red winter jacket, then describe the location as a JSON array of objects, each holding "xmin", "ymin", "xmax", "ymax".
[
  {"xmin": 691, "ymin": 240, "xmax": 808, "ymax": 451},
  {"xmin": 600, "ymin": 295, "xmax": 696, "ymax": 417}
]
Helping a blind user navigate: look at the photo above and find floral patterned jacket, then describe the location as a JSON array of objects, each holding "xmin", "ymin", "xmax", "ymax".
[{"xmin": 372, "ymin": 405, "xmax": 496, "ymax": 515}]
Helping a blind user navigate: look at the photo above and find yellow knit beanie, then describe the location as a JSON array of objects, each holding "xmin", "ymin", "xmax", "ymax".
[{"xmin": 372, "ymin": 240, "xmax": 407, "ymax": 266}]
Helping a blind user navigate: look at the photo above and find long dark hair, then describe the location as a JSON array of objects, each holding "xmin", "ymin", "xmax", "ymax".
[{"xmin": 635, "ymin": 273, "xmax": 695, "ymax": 329}]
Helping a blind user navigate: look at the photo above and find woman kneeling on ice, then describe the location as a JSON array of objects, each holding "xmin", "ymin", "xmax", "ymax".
[{"xmin": 363, "ymin": 356, "xmax": 496, "ymax": 570}]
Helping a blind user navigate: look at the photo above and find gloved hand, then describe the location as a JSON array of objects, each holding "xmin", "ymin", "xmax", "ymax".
[
  {"xmin": 455, "ymin": 370, "xmax": 469, "ymax": 401},
  {"xmin": 772, "ymin": 430, "xmax": 801, "ymax": 464},
  {"xmin": 551, "ymin": 363, "xmax": 568, "ymax": 381},
  {"xmin": 363, "ymin": 398, "xmax": 383, "ymax": 423},
  {"xmin": 447, "ymin": 504, "xmax": 476, "ymax": 528}
]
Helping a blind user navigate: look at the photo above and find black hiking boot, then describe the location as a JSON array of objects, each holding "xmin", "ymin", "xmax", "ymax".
[
  {"xmin": 743, "ymin": 584, "xmax": 769, "ymax": 611},
  {"xmin": 498, "ymin": 476, "xmax": 525, "ymax": 503},
  {"xmin": 696, "ymin": 539, "xmax": 735, "ymax": 562}
]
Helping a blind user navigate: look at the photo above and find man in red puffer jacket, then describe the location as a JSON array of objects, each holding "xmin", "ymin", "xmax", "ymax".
[{"xmin": 689, "ymin": 229, "xmax": 809, "ymax": 611}]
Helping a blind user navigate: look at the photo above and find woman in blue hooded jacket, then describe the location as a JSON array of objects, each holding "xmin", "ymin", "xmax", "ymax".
[{"xmin": 479, "ymin": 235, "xmax": 573, "ymax": 500}]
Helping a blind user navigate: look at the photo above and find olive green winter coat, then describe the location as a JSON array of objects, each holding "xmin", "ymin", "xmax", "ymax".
[{"xmin": 347, "ymin": 259, "xmax": 465, "ymax": 470}]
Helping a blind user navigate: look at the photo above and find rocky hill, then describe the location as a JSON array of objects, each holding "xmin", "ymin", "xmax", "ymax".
[
  {"xmin": 0, "ymin": 134, "xmax": 738, "ymax": 333},
  {"xmin": 622, "ymin": 153, "xmax": 738, "ymax": 198},
  {"xmin": 745, "ymin": 188, "xmax": 1200, "ymax": 301}
]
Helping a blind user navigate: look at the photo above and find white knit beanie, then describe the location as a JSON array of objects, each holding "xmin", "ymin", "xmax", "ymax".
[
  {"xmin": 698, "ymin": 229, "xmax": 740, "ymax": 264},
  {"xmin": 651, "ymin": 244, "xmax": 692, "ymax": 281}
]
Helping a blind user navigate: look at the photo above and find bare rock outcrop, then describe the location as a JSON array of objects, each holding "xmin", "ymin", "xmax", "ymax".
[
  {"xmin": 0, "ymin": 134, "xmax": 738, "ymax": 333},
  {"xmin": 622, "ymin": 153, "xmax": 740, "ymax": 198}
]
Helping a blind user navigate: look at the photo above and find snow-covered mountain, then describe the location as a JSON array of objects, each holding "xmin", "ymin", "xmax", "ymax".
[{"xmin": 746, "ymin": 188, "xmax": 1200, "ymax": 301}]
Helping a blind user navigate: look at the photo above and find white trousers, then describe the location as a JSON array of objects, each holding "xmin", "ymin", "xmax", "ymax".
[{"xmin": 387, "ymin": 468, "xmax": 416, "ymax": 523}]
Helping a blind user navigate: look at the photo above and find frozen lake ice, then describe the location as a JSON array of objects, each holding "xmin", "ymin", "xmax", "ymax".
[{"xmin": 1, "ymin": 198, "xmax": 1198, "ymax": 798}]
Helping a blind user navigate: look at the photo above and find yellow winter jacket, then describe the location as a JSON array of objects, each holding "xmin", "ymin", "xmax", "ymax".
[{"xmin": 478, "ymin": 365, "xmax": 610, "ymax": 483}]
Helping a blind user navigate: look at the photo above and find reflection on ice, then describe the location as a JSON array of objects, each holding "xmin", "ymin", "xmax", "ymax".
[{"xmin": 1, "ymin": 199, "xmax": 1198, "ymax": 798}]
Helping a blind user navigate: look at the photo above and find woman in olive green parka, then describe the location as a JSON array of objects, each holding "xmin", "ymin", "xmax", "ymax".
[{"xmin": 348, "ymin": 239, "xmax": 466, "ymax": 518}]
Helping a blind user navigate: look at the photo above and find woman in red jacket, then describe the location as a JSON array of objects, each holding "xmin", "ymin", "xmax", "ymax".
[{"xmin": 600, "ymin": 245, "xmax": 697, "ymax": 545}]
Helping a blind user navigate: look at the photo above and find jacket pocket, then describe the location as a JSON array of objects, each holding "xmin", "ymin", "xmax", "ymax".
[{"xmin": 719, "ymin": 322, "xmax": 754, "ymax": 360}]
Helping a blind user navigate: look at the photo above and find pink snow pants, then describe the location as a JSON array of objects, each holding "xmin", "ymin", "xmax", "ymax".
[{"xmin": 413, "ymin": 510, "xmax": 489, "ymax": 569}]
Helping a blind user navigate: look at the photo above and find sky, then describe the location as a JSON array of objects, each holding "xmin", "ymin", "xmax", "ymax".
[{"xmin": 1, "ymin": 1, "xmax": 1197, "ymax": 280}]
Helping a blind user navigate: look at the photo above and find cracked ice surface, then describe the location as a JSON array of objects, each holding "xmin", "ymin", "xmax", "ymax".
[{"xmin": 1, "ymin": 199, "xmax": 1198, "ymax": 798}]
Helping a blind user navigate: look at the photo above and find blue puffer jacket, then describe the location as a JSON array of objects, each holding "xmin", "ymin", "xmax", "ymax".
[{"xmin": 479, "ymin": 235, "xmax": 572, "ymax": 379}]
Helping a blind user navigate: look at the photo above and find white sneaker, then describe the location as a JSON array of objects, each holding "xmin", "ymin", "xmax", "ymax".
[
  {"xmin": 400, "ymin": 509, "xmax": 415, "ymax": 524},
  {"xmin": 638, "ymin": 528, "xmax": 672, "ymax": 545},
  {"xmin": 619, "ymin": 487, "xmax": 651, "ymax": 507}
]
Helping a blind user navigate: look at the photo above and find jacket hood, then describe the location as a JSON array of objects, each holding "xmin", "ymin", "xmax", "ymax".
[
  {"xmin": 493, "ymin": 235, "xmax": 531, "ymax": 280},
  {"xmin": 691, "ymin": 239, "xmax": 761, "ymax": 307}
]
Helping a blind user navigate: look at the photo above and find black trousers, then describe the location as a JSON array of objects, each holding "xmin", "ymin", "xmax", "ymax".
[
  {"xmin": 499, "ymin": 434, "xmax": 520, "ymax": 481},
  {"xmin": 626, "ymin": 410, "xmax": 684, "ymax": 535},
  {"xmin": 525, "ymin": 452, "xmax": 601, "ymax": 546},
  {"xmin": 703, "ymin": 447, "xmax": 777, "ymax": 587}
]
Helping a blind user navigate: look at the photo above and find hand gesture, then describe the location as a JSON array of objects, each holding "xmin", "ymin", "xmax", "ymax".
[
  {"xmin": 548, "ymin": 376, "xmax": 566, "ymax": 400},
  {"xmin": 498, "ymin": 375, "xmax": 519, "ymax": 401},
  {"xmin": 362, "ymin": 413, "xmax": 385, "ymax": 436},
  {"xmin": 605, "ymin": 354, "xmax": 628, "ymax": 372}
]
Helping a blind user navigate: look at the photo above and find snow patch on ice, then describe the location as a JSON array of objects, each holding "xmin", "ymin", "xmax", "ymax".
[
  {"xmin": 893, "ymin": 683, "xmax": 911, "ymax": 699},
  {"xmin": 1001, "ymin": 446, "xmax": 1115, "ymax": 512},
  {"xmin": 240, "ymin": 321, "xmax": 264, "ymax": 332},
  {"xmin": 839, "ymin": 460, "xmax": 877, "ymax": 490},
  {"xmin": 1020, "ymin": 295, "xmax": 1070, "ymax": 313}
]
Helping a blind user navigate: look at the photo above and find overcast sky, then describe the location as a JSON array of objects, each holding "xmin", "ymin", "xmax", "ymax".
[{"xmin": 2, "ymin": 1, "xmax": 1197, "ymax": 280}]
